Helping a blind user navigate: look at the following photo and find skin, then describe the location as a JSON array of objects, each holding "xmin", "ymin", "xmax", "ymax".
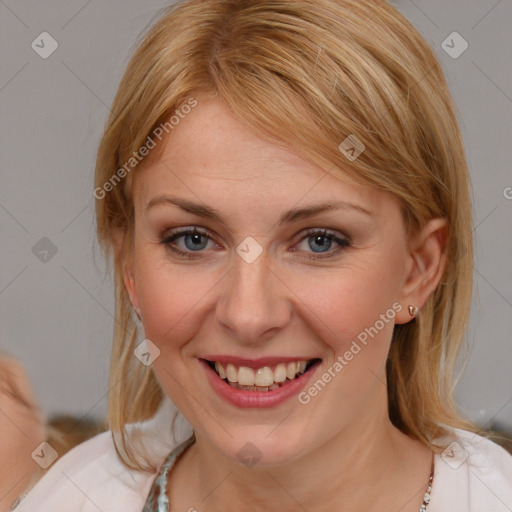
[
  {"xmin": 122, "ymin": 94, "xmax": 447, "ymax": 512},
  {"xmin": 0, "ymin": 357, "xmax": 46, "ymax": 512}
]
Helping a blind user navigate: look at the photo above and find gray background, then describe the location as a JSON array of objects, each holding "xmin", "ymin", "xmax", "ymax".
[{"xmin": 1, "ymin": 0, "xmax": 511, "ymax": 434}]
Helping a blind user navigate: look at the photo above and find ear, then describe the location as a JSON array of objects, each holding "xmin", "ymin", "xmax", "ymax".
[
  {"xmin": 113, "ymin": 227, "xmax": 140, "ymax": 313},
  {"xmin": 395, "ymin": 218, "xmax": 448, "ymax": 324},
  {"xmin": 123, "ymin": 262, "xmax": 140, "ymax": 314}
]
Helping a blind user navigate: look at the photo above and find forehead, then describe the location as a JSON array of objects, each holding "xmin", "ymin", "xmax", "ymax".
[{"xmin": 132, "ymin": 97, "xmax": 391, "ymax": 218}]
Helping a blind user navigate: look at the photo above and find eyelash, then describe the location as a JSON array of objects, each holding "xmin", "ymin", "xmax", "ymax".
[{"xmin": 159, "ymin": 227, "xmax": 351, "ymax": 260}]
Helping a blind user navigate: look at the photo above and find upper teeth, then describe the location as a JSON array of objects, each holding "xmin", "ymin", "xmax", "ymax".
[{"xmin": 214, "ymin": 361, "xmax": 308, "ymax": 387}]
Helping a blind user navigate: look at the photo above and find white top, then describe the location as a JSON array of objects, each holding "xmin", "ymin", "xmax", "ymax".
[{"xmin": 12, "ymin": 396, "xmax": 512, "ymax": 511}]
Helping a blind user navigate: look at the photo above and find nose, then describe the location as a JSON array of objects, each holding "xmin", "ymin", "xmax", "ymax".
[{"xmin": 215, "ymin": 248, "xmax": 292, "ymax": 346}]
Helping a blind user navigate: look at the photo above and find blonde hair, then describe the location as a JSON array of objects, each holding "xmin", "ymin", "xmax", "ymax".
[{"xmin": 95, "ymin": 0, "xmax": 481, "ymax": 472}]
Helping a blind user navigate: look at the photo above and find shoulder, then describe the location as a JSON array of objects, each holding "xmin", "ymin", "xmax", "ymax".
[
  {"xmin": 12, "ymin": 397, "xmax": 193, "ymax": 512},
  {"xmin": 12, "ymin": 431, "xmax": 146, "ymax": 511},
  {"xmin": 429, "ymin": 427, "xmax": 512, "ymax": 512}
]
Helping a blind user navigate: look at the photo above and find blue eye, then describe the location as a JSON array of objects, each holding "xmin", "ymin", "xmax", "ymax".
[
  {"xmin": 160, "ymin": 228, "xmax": 215, "ymax": 258},
  {"xmin": 295, "ymin": 229, "xmax": 350, "ymax": 258},
  {"xmin": 160, "ymin": 227, "xmax": 350, "ymax": 260}
]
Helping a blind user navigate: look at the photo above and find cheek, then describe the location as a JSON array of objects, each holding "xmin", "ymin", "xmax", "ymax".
[
  {"xmin": 133, "ymin": 247, "xmax": 219, "ymax": 349},
  {"xmin": 290, "ymin": 266, "xmax": 402, "ymax": 424},
  {"xmin": 291, "ymin": 257, "xmax": 403, "ymax": 366}
]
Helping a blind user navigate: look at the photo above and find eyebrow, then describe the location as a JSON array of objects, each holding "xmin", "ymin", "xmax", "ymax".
[{"xmin": 145, "ymin": 195, "xmax": 373, "ymax": 225}]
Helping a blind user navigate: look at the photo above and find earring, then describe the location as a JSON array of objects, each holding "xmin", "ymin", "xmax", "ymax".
[{"xmin": 408, "ymin": 305, "xmax": 418, "ymax": 317}]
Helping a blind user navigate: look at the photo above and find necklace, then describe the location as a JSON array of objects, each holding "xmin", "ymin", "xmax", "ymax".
[
  {"xmin": 420, "ymin": 452, "xmax": 435, "ymax": 511},
  {"xmin": 144, "ymin": 436, "xmax": 435, "ymax": 512},
  {"xmin": 143, "ymin": 433, "xmax": 196, "ymax": 512}
]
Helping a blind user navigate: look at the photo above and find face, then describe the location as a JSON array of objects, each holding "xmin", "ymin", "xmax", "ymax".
[{"xmin": 124, "ymin": 96, "xmax": 419, "ymax": 467}]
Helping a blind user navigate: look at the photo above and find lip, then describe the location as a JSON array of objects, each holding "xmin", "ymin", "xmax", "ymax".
[{"xmin": 199, "ymin": 357, "xmax": 321, "ymax": 408}]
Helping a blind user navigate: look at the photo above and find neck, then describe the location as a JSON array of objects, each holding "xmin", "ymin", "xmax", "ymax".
[{"xmin": 171, "ymin": 396, "xmax": 432, "ymax": 512}]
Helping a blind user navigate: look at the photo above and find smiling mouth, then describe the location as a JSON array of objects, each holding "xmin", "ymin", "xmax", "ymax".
[{"xmin": 203, "ymin": 358, "xmax": 321, "ymax": 392}]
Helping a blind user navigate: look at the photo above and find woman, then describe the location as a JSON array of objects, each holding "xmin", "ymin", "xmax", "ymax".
[{"xmin": 12, "ymin": 0, "xmax": 512, "ymax": 511}]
